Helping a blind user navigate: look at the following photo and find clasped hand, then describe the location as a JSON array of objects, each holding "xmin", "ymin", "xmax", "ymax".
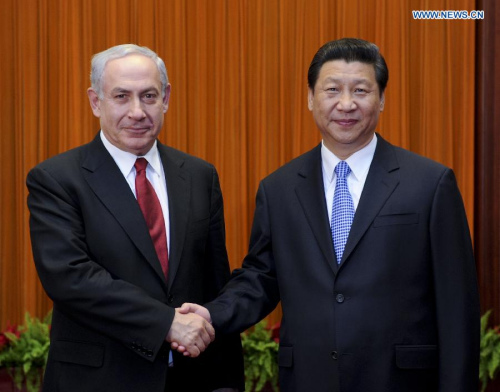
[{"xmin": 166, "ymin": 304, "xmax": 213, "ymax": 357}]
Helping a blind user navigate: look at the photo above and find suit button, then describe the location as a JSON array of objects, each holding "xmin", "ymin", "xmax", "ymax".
[
  {"xmin": 168, "ymin": 295, "xmax": 174, "ymax": 304},
  {"xmin": 146, "ymin": 350, "xmax": 154, "ymax": 357},
  {"xmin": 331, "ymin": 351, "xmax": 338, "ymax": 360},
  {"xmin": 336, "ymin": 293, "xmax": 345, "ymax": 303}
]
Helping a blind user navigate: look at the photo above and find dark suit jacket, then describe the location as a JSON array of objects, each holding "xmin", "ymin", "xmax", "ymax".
[
  {"xmin": 206, "ymin": 134, "xmax": 479, "ymax": 392},
  {"xmin": 27, "ymin": 134, "xmax": 244, "ymax": 392}
]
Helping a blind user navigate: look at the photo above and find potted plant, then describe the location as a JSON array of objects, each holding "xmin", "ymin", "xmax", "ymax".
[
  {"xmin": 480, "ymin": 310, "xmax": 500, "ymax": 392},
  {"xmin": 0, "ymin": 311, "xmax": 52, "ymax": 392},
  {"xmin": 241, "ymin": 320, "xmax": 280, "ymax": 392}
]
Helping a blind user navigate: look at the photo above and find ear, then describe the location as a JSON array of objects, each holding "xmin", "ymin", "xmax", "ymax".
[
  {"xmin": 307, "ymin": 87, "xmax": 314, "ymax": 111},
  {"xmin": 379, "ymin": 93, "xmax": 385, "ymax": 112},
  {"xmin": 87, "ymin": 88, "xmax": 101, "ymax": 117},
  {"xmin": 162, "ymin": 84, "xmax": 172, "ymax": 113}
]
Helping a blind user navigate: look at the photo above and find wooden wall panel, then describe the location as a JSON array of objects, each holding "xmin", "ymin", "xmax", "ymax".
[
  {"xmin": 476, "ymin": 2, "xmax": 500, "ymax": 390},
  {"xmin": 476, "ymin": 0, "xmax": 500, "ymax": 389}
]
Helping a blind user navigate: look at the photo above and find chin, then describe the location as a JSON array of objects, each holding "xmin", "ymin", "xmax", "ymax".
[
  {"xmin": 330, "ymin": 131, "xmax": 359, "ymax": 144},
  {"xmin": 123, "ymin": 141, "xmax": 154, "ymax": 155}
]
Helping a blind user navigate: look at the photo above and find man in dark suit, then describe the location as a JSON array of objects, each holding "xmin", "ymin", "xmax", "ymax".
[
  {"xmin": 178, "ymin": 38, "xmax": 480, "ymax": 391},
  {"xmin": 27, "ymin": 44, "xmax": 243, "ymax": 392}
]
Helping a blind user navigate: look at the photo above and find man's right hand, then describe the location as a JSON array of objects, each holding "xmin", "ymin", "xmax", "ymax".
[
  {"xmin": 178, "ymin": 302, "xmax": 212, "ymax": 323},
  {"xmin": 166, "ymin": 308, "xmax": 215, "ymax": 357},
  {"xmin": 170, "ymin": 303, "xmax": 213, "ymax": 355}
]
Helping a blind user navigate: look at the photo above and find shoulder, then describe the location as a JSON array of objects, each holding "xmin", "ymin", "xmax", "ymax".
[
  {"xmin": 392, "ymin": 146, "xmax": 453, "ymax": 188},
  {"xmin": 159, "ymin": 144, "xmax": 214, "ymax": 170},
  {"xmin": 262, "ymin": 144, "xmax": 321, "ymax": 184},
  {"xmin": 376, "ymin": 135, "xmax": 450, "ymax": 178},
  {"xmin": 394, "ymin": 146, "xmax": 448, "ymax": 172},
  {"xmin": 157, "ymin": 144, "xmax": 220, "ymax": 186},
  {"xmin": 25, "ymin": 142, "xmax": 99, "ymax": 202},
  {"xmin": 28, "ymin": 141, "xmax": 93, "ymax": 178}
]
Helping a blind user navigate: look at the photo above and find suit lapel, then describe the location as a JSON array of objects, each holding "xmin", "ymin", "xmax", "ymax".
[
  {"xmin": 158, "ymin": 144, "xmax": 190, "ymax": 290},
  {"xmin": 340, "ymin": 135, "xmax": 400, "ymax": 267},
  {"xmin": 81, "ymin": 136, "xmax": 168, "ymax": 287},
  {"xmin": 294, "ymin": 145, "xmax": 339, "ymax": 276}
]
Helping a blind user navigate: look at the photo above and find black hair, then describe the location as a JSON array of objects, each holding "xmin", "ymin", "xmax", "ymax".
[{"xmin": 307, "ymin": 38, "xmax": 388, "ymax": 95}]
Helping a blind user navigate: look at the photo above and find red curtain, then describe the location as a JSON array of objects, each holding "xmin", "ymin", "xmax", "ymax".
[{"xmin": 0, "ymin": 0, "xmax": 476, "ymax": 327}]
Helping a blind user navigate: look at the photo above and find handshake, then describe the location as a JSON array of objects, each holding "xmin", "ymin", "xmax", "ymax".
[{"xmin": 166, "ymin": 303, "xmax": 213, "ymax": 358}]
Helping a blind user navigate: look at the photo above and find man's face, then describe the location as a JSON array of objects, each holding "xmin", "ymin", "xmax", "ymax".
[
  {"xmin": 308, "ymin": 60, "xmax": 384, "ymax": 159},
  {"xmin": 87, "ymin": 54, "xmax": 170, "ymax": 156}
]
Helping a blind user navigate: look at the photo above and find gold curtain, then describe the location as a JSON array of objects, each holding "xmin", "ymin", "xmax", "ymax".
[{"xmin": 0, "ymin": 0, "xmax": 476, "ymax": 328}]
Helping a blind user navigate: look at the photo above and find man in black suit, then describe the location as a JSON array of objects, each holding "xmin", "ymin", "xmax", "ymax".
[
  {"xmin": 27, "ymin": 44, "xmax": 243, "ymax": 392},
  {"xmin": 178, "ymin": 38, "xmax": 480, "ymax": 391}
]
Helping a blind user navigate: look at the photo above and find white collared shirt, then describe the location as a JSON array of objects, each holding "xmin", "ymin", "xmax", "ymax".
[
  {"xmin": 100, "ymin": 131, "xmax": 170, "ymax": 254},
  {"xmin": 322, "ymin": 134, "xmax": 378, "ymax": 226}
]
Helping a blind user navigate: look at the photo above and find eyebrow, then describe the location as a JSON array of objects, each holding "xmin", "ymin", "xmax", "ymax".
[
  {"xmin": 323, "ymin": 77, "xmax": 373, "ymax": 85},
  {"xmin": 110, "ymin": 87, "xmax": 160, "ymax": 95}
]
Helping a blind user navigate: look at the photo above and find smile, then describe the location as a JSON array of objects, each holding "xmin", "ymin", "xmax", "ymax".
[
  {"xmin": 123, "ymin": 127, "xmax": 152, "ymax": 133},
  {"xmin": 334, "ymin": 119, "xmax": 359, "ymax": 126}
]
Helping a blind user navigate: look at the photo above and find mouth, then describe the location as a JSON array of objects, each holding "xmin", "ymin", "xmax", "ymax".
[
  {"xmin": 334, "ymin": 119, "xmax": 359, "ymax": 127},
  {"xmin": 123, "ymin": 127, "xmax": 152, "ymax": 134}
]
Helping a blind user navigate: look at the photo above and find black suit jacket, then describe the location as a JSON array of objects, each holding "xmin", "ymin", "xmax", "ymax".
[
  {"xmin": 27, "ymin": 134, "xmax": 243, "ymax": 392},
  {"xmin": 207, "ymin": 134, "xmax": 479, "ymax": 392}
]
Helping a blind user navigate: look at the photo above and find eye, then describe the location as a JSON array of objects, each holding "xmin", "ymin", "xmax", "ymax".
[
  {"xmin": 113, "ymin": 93, "xmax": 130, "ymax": 102},
  {"xmin": 354, "ymin": 88, "xmax": 367, "ymax": 94},
  {"xmin": 143, "ymin": 93, "xmax": 158, "ymax": 102},
  {"xmin": 326, "ymin": 87, "xmax": 339, "ymax": 93}
]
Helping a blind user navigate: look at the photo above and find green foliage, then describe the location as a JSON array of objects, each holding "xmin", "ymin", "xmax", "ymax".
[
  {"xmin": 0, "ymin": 311, "xmax": 52, "ymax": 392},
  {"xmin": 241, "ymin": 320, "xmax": 279, "ymax": 392},
  {"xmin": 480, "ymin": 310, "xmax": 500, "ymax": 392}
]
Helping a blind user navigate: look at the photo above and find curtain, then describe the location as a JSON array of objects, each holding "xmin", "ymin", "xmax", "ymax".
[{"xmin": 0, "ymin": 0, "xmax": 476, "ymax": 328}]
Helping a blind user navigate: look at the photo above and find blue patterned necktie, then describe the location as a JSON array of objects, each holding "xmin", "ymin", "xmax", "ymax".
[{"xmin": 331, "ymin": 161, "xmax": 355, "ymax": 264}]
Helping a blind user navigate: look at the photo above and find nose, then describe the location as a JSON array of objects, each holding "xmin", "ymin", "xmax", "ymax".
[
  {"xmin": 128, "ymin": 98, "xmax": 146, "ymax": 120},
  {"xmin": 337, "ymin": 92, "xmax": 356, "ymax": 112}
]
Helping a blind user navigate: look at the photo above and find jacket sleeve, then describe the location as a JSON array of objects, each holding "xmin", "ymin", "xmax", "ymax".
[
  {"xmin": 201, "ymin": 168, "xmax": 244, "ymax": 390},
  {"xmin": 206, "ymin": 181, "xmax": 281, "ymax": 335},
  {"xmin": 429, "ymin": 168, "xmax": 480, "ymax": 391}
]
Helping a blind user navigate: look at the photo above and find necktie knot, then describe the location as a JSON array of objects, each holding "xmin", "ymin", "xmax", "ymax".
[
  {"xmin": 335, "ymin": 161, "xmax": 351, "ymax": 179},
  {"xmin": 135, "ymin": 157, "xmax": 148, "ymax": 173}
]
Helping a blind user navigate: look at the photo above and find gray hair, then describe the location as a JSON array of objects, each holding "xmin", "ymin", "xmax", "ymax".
[{"xmin": 90, "ymin": 44, "xmax": 169, "ymax": 98}]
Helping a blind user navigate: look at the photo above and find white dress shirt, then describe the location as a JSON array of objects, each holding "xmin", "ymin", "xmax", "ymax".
[
  {"xmin": 100, "ymin": 131, "xmax": 170, "ymax": 254},
  {"xmin": 322, "ymin": 134, "xmax": 378, "ymax": 226}
]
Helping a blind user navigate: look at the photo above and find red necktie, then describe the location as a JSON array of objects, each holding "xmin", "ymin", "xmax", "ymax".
[{"xmin": 134, "ymin": 158, "xmax": 169, "ymax": 278}]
